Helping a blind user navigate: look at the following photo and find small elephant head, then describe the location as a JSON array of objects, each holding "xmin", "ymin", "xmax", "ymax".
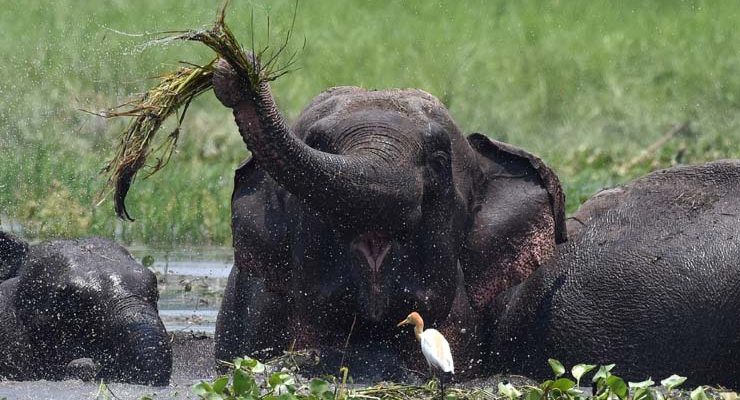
[{"xmin": 15, "ymin": 238, "xmax": 171, "ymax": 385}]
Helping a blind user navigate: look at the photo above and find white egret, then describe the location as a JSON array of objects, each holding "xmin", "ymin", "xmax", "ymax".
[{"xmin": 397, "ymin": 311, "xmax": 454, "ymax": 397}]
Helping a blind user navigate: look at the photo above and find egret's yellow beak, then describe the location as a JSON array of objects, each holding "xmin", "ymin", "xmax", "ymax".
[{"xmin": 396, "ymin": 318, "xmax": 409, "ymax": 327}]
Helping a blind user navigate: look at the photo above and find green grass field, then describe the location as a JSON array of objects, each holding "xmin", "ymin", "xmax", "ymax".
[{"xmin": 1, "ymin": 1, "xmax": 738, "ymax": 247}]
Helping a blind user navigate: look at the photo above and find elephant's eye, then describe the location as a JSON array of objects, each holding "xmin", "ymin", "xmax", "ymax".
[{"xmin": 431, "ymin": 150, "xmax": 450, "ymax": 165}]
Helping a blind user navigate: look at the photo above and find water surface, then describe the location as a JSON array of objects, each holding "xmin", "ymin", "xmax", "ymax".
[{"xmin": 129, "ymin": 247, "xmax": 232, "ymax": 334}]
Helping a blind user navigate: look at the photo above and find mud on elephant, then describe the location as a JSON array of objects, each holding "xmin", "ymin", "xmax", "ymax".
[
  {"xmin": 209, "ymin": 56, "xmax": 566, "ymax": 379},
  {"xmin": 0, "ymin": 235, "xmax": 172, "ymax": 385},
  {"xmin": 487, "ymin": 160, "xmax": 740, "ymax": 387}
]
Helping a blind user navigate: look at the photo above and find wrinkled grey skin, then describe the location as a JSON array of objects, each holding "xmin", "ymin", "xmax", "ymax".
[
  {"xmin": 0, "ymin": 236, "xmax": 172, "ymax": 386},
  {"xmin": 211, "ymin": 57, "xmax": 567, "ymax": 379},
  {"xmin": 487, "ymin": 160, "xmax": 740, "ymax": 387}
]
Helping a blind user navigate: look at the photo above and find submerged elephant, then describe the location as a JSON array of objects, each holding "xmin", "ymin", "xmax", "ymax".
[
  {"xmin": 209, "ymin": 56, "xmax": 566, "ymax": 378},
  {"xmin": 487, "ymin": 160, "xmax": 740, "ymax": 387},
  {"xmin": 0, "ymin": 235, "xmax": 172, "ymax": 385}
]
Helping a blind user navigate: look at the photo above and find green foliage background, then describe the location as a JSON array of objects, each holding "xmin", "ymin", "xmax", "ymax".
[{"xmin": 1, "ymin": 1, "xmax": 738, "ymax": 247}]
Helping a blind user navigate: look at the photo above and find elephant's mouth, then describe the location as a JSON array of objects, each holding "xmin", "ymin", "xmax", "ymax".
[{"xmin": 351, "ymin": 232, "xmax": 392, "ymax": 297}]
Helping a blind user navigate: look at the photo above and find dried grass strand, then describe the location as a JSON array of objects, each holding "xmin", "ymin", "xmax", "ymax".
[{"xmin": 98, "ymin": 2, "xmax": 298, "ymax": 220}]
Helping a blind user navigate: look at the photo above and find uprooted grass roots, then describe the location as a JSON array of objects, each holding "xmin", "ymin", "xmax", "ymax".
[{"xmin": 99, "ymin": 3, "xmax": 299, "ymax": 220}]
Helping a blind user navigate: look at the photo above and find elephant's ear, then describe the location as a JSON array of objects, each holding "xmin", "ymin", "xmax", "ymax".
[
  {"xmin": 461, "ymin": 133, "xmax": 566, "ymax": 314},
  {"xmin": 467, "ymin": 134, "xmax": 566, "ymax": 242}
]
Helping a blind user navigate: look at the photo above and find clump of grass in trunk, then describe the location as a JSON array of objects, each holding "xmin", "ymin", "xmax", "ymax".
[{"xmin": 98, "ymin": 2, "xmax": 299, "ymax": 220}]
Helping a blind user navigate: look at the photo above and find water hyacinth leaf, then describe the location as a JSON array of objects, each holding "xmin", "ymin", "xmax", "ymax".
[
  {"xmin": 525, "ymin": 388, "xmax": 543, "ymax": 400},
  {"xmin": 633, "ymin": 387, "xmax": 655, "ymax": 400},
  {"xmin": 211, "ymin": 375, "xmax": 229, "ymax": 394},
  {"xmin": 568, "ymin": 388, "xmax": 585, "ymax": 396},
  {"xmin": 268, "ymin": 372, "xmax": 293, "ymax": 387},
  {"xmin": 629, "ymin": 379, "xmax": 656, "ymax": 389},
  {"xmin": 498, "ymin": 382, "xmax": 522, "ymax": 399},
  {"xmin": 539, "ymin": 380, "xmax": 554, "ymax": 391},
  {"xmin": 141, "ymin": 255, "xmax": 155, "ymax": 267},
  {"xmin": 606, "ymin": 375, "xmax": 629, "ymax": 400},
  {"xmin": 661, "ymin": 375, "xmax": 687, "ymax": 390},
  {"xmin": 233, "ymin": 368, "xmax": 257, "ymax": 396},
  {"xmin": 592, "ymin": 364, "xmax": 616, "ymax": 382},
  {"xmin": 548, "ymin": 358, "xmax": 565, "ymax": 377},
  {"xmin": 595, "ymin": 391, "xmax": 610, "ymax": 400},
  {"xmin": 269, "ymin": 372, "xmax": 296, "ymax": 394},
  {"xmin": 263, "ymin": 395, "xmax": 297, "ymax": 400},
  {"xmin": 551, "ymin": 378, "xmax": 576, "ymax": 392},
  {"xmin": 572, "ymin": 363, "xmax": 596, "ymax": 386},
  {"xmin": 310, "ymin": 378, "xmax": 331, "ymax": 397},
  {"xmin": 277, "ymin": 383, "xmax": 297, "ymax": 395},
  {"xmin": 691, "ymin": 386, "xmax": 710, "ymax": 400},
  {"xmin": 192, "ymin": 381, "xmax": 212, "ymax": 396},
  {"xmin": 242, "ymin": 357, "xmax": 265, "ymax": 374}
]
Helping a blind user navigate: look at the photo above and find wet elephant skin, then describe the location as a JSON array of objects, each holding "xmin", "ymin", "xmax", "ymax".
[
  {"xmin": 0, "ymin": 236, "xmax": 172, "ymax": 385},
  {"xmin": 488, "ymin": 160, "xmax": 740, "ymax": 388}
]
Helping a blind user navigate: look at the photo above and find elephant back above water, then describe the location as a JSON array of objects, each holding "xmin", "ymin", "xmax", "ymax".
[
  {"xmin": 0, "ymin": 236, "xmax": 171, "ymax": 385},
  {"xmin": 488, "ymin": 160, "xmax": 740, "ymax": 387}
]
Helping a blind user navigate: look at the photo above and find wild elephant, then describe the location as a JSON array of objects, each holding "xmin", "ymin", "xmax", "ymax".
[
  {"xmin": 210, "ymin": 56, "xmax": 566, "ymax": 379},
  {"xmin": 0, "ymin": 235, "xmax": 172, "ymax": 385},
  {"xmin": 487, "ymin": 160, "xmax": 740, "ymax": 387}
]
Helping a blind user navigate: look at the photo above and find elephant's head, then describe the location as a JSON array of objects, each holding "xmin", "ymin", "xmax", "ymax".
[
  {"xmin": 214, "ymin": 59, "xmax": 566, "ymax": 328},
  {"xmin": 15, "ymin": 238, "xmax": 171, "ymax": 385}
]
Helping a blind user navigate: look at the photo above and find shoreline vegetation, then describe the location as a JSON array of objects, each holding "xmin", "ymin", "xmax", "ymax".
[{"xmin": 1, "ymin": 1, "xmax": 739, "ymax": 247}]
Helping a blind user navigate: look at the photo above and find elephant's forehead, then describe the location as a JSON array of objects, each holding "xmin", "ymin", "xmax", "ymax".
[
  {"xmin": 107, "ymin": 273, "xmax": 129, "ymax": 296},
  {"xmin": 70, "ymin": 270, "xmax": 104, "ymax": 292},
  {"xmin": 300, "ymin": 86, "xmax": 453, "ymax": 126}
]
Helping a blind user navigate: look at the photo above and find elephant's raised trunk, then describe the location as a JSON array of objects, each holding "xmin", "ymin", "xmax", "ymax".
[
  {"xmin": 101, "ymin": 298, "xmax": 172, "ymax": 386},
  {"xmin": 217, "ymin": 62, "xmax": 420, "ymax": 225}
]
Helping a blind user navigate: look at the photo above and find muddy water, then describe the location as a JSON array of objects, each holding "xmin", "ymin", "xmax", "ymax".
[
  {"xmin": 135, "ymin": 247, "xmax": 232, "ymax": 335},
  {"xmin": 0, "ymin": 333, "xmax": 216, "ymax": 399},
  {"xmin": 0, "ymin": 248, "xmax": 230, "ymax": 399}
]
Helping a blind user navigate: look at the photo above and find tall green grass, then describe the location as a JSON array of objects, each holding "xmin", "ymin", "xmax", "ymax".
[{"xmin": 1, "ymin": 1, "xmax": 739, "ymax": 247}]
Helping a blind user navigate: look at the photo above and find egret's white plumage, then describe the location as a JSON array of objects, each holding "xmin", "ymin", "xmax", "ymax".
[
  {"xmin": 420, "ymin": 327, "xmax": 454, "ymax": 373},
  {"xmin": 397, "ymin": 312, "xmax": 454, "ymax": 374}
]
